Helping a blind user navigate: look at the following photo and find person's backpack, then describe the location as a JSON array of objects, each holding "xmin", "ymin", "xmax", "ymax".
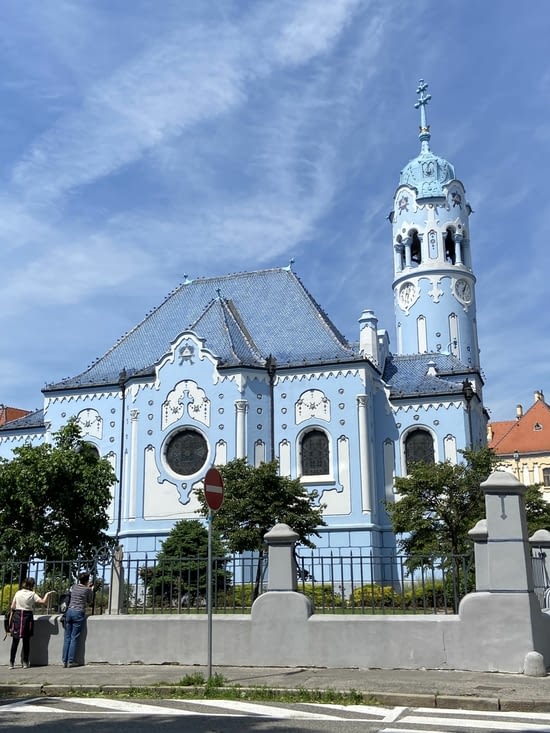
[
  {"xmin": 59, "ymin": 592, "xmax": 71, "ymax": 613},
  {"xmin": 59, "ymin": 592, "xmax": 71, "ymax": 628},
  {"xmin": 3, "ymin": 609, "xmax": 13, "ymax": 639}
]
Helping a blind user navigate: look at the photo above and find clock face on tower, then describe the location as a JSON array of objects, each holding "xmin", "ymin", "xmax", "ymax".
[
  {"xmin": 454, "ymin": 278, "xmax": 472, "ymax": 304},
  {"xmin": 398, "ymin": 281, "xmax": 417, "ymax": 311}
]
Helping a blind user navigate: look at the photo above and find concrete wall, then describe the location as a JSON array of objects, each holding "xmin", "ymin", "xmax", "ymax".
[{"xmin": 25, "ymin": 473, "xmax": 550, "ymax": 675}]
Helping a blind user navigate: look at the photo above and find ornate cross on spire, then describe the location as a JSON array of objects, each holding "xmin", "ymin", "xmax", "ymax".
[{"xmin": 414, "ymin": 79, "xmax": 431, "ymax": 131}]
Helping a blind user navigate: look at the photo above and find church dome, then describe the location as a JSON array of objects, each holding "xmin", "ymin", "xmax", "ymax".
[
  {"xmin": 399, "ymin": 80, "xmax": 455, "ymax": 199},
  {"xmin": 399, "ymin": 150, "xmax": 455, "ymax": 198}
]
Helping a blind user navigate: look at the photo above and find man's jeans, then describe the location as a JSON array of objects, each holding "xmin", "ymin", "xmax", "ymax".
[{"xmin": 62, "ymin": 608, "xmax": 86, "ymax": 664}]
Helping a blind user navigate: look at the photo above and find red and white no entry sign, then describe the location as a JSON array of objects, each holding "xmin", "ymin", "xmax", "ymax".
[{"xmin": 204, "ymin": 467, "xmax": 224, "ymax": 511}]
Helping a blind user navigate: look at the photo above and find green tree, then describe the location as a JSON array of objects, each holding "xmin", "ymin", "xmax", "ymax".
[
  {"xmin": 385, "ymin": 447, "xmax": 497, "ymax": 560},
  {"xmin": 142, "ymin": 519, "xmax": 228, "ymax": 609},
  {"xmin": 196, "ymin": 459, "xmax": 326, "ymax": 600},
  {"xmin": 524, "ymin": 485, "xmax": 550, "ymax": 534},
  {"xmin": 0, "ymin": 418, "xmax": 116, "ymax": 564}
]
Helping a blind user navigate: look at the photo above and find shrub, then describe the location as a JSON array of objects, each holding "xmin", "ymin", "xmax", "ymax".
[
  {"xmin": 1, "ymin": 583, "xmax": 18, "ymax": 610},
  {"xmin": 301, "ymin": 583, "xmax": 343, "ymax": 608},
  {"xmin": 350, "ymin": 583, "xmax": 402, "ymax": 609}
]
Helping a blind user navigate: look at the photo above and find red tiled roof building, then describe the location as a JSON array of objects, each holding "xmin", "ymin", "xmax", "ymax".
[{"xmin": 488, "ymin": 390, "xmax": 550, "ymax": 491}]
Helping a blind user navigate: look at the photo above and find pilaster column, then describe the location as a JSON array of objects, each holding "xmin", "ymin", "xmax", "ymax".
[
  {"xmin": 128, "ymin": 409, "xmax": 139, "ymax": 522},
  {"xmin": 403, "ymin": 237, "xmax": 412, "ymax": 268},
  {"xmin": 454, "ymin": 233, "xmax": 464, "ymax": 265},
  {"xmin": 356, "ymin": 395, "xmax": 372, "ymax": 513},
  {"xmin": 235, "ymin": 400, "xmax": 248, "ymax": 459}
]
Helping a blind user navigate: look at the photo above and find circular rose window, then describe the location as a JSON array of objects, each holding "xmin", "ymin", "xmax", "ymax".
[{"xmin": 165, "ymin": 429, "xmax": 208, "ymax": 476}]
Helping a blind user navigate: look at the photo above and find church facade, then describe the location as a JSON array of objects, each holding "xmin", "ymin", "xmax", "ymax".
[{"xmin": 0, "ymin": 82, "xmax": 487, "ymax": 556}]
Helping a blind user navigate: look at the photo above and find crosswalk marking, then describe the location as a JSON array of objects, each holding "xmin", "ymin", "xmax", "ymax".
[
  {"xmin": 189, "ymin": 698, "xmax": 350, "ymax": 720},
  {"xmin": 3, "ymin": 696, "xmax": 550, "ymax": 730}
]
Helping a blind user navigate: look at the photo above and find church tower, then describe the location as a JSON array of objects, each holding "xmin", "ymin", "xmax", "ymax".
[{"xmin": 390, "ymin": 81, "xmax": 479, "ymax": 370}]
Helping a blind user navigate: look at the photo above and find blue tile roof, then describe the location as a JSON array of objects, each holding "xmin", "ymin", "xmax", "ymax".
[
  {"xmin": 383, "ymin": 353, "xmax": 473, "ymax": 398},
  {"xmin": 45, "ymin": 268, "xmax": 359, "ymax": 391}
]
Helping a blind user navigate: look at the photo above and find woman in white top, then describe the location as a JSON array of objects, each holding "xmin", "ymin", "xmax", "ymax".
[{"xmin": 9, "ymin": 577, "xmax": 54, "ymax": 669}]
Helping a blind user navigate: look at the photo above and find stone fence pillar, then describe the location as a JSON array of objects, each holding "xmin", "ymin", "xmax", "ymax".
[
  {"xmin": 480, "ymin": 471, "xmax": 533, "ymax": 592},
  {"xmin": 107, "ymin": 545, "xmax": 125, "ymax": 614},
  {"xmin": 468, "ymin": 518, "xmax": 488, "ymax": 591},
  {"xmin": 263, "ymin": 523, "xmax": 299, "ymax": 591},
  {"xmin": 463, "ymin": 470, "xmax": 550, "ymax": 675}
]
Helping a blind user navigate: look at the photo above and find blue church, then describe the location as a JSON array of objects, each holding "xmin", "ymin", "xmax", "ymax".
[{"xmin": 0, "ymin": 82, "xmax": 487, "ymax": 556}]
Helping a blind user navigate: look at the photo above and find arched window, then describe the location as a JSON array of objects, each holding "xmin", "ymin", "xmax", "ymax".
[
  {"xmin": 404, "ymin": 429, "xmax": 435, "ymax": 471},
  {"xmin": 444, "ymin": 229, "xmax": 456, "ymax": 264},
  {"xmin": 411, "ymin": 231, "xmax": 422, "ymax": 264},
  {"xmin": 301, "ymin": 429, "xmax": 329, "ymax": 476}
]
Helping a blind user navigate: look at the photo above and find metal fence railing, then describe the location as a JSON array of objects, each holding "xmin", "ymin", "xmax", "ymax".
[
  {"xmin": 0, "ymin": 553, "xmax": 113, "ymax": 616},
  {"xmin": 1, "ymin": 550, "xmax": 474, "ymax": 616},
  {"xmin": 295, "ymin": 550, "xmax": 473, "ymax": 615},
  {"xmin": 3, "ymin": 549, "xmax": 550, "ymax": 616}
]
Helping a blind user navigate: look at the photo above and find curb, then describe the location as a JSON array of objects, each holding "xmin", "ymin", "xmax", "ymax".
[{"xmin": 0, "ymin": 683, "xmax": 548, "ymax": 712}]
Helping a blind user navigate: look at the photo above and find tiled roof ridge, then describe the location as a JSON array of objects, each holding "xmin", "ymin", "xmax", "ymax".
[
  {"xmin": 289, "ymin": 269, "xmax": 352, "ymax": 351},
  {"xmin": 188, "ymin": 297, "xmax": 263, "ymax": 364},
  {"xmin": 221, "ymin": 298, "xmax": 263, "ymax": 362}
]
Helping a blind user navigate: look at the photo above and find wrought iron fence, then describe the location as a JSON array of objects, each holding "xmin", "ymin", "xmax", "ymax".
[
  {"xmin": 295, "ymin": 550, "xmax": 474, "ymax": 614},
  {"xmin": 1, "ymin": 549, "xmax": 474, "ymax": 616},
  {"xmin": 0, "ymin": 548, "xmax": 114, "ymax": 616}
]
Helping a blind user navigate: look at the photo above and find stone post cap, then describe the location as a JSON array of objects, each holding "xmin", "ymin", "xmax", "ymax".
[
  {"xmin": 529, "ymin": 529, "xmax": 550, "ymax": 547},
  {"xmin": 468, "ymin": 518, "xmax": 487, "ymax": 541},
  {"xmin": 480, "ymin": 470, "xmax": 526, "ymax": 495},
  {"xmin": 264, "ymin": 523, "xmax": 299, "ymax": 544}
]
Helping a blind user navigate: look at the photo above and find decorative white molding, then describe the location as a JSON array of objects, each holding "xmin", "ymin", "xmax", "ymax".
[
  {"xmin": 76, "ymin": 408, "xmax": 103, "ymax": 439},
  {"xmin": 254, "ymin": 440, "xmax": 266, "ymax": 466},
  {"xmin": 295, "ymin": 389, "xmax": 330, "ymax": 424},
  {"xmin": 279, "ymin": 439, "xmax": 291, "ymax": 476},
  {"xmin": 214, "ymin": 440, "xmax": 227, "ymax": 465},
  {"xmin": 162, "ymin": 380, "xmax": 210, "ymax": 429},
  {"xmin": 276, "ymin": 368, "xmax": 362, "ymax": 384},
  {"xmin": 319, "ymin": 436, "xmax": 351, "ymax": 515}
]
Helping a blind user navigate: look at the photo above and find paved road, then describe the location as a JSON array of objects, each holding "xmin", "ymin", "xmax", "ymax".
[{"xmin": 3, "ymin": 696, "xmax": 550, "ymax": 732}]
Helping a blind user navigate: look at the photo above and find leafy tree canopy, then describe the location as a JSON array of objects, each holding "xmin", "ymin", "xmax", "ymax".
[
  {"xmin": 196, "ymin": 459, "xmax": 327, "ymax": 553},
  {"xmin": 386, "ymin": 448, "xmax": 550, "ymax": 561},
  {"xmin": 524, "ymin": 485, "xmax": 550, "ymax": 534},
  {"xmin": 157, "ymin": 519, "xmax": 225, "ymax": 560},
  {"xmin": 385, "ymin": 447, "xmax": 497, "ymax": 559},
  {"xmin": 0, "ymin": 418, "xmax": 116, "ymax": 561}
]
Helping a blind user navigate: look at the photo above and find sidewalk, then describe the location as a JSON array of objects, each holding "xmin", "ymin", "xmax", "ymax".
[{"xmin": 2, "ymin": 663, "xmax": 550, "ymax": 712}]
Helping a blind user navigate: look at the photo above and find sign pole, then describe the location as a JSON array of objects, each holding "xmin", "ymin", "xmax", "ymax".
[
  {"xmin": 207, "ymin": 508, "xmax": 213, "ymax": 681},
  {"xmin": 203, "ymin": 466, "xmax": 224, "ymax": 682}
]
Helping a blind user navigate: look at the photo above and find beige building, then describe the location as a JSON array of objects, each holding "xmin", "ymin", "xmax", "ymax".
[{"xmin": 488, "ymin": 390, "xmax": 550, "ymax": 493}]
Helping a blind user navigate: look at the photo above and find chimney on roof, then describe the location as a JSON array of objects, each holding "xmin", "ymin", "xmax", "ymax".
[
  {"xmin": 487, "ymin": 424, "xmax": 493, "ymax": 441},
  {"xmin": 358, "ymin": 309, "xmax": 379, "ymax": 366},
  {"xmin": 534, "ymin": 390, "xmax": 544, "ymax": 402},
  {"xmin": 426, "ymin": 360, "xmax": 438, "ymax": 377},
  {"xmin": 516, "ymin": 404, "xmax": 523, "ymax": 420}
]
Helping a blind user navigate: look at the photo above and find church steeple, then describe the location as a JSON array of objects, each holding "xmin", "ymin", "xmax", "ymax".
[
  {"xmin": 389, "ymin": 81, "xmax": 480, "ymax": 370},
  {"xmin": 415, "ymin": 78, "xmax": 432, "ymax": 154}
]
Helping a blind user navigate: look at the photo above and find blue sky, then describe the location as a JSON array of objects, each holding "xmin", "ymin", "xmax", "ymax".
[{"xmin": 0, "ymin": 1, "xmax": 548, "ymax": 423}]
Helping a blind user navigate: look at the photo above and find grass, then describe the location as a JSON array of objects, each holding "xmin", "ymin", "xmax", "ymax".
[{"xmin": 49, "ymin": 673, "xmax": 372, "ymax": 705}]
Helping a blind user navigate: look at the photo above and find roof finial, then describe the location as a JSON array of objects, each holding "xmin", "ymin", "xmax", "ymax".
[
  {"xmin": 414, "ymin": 79, "xmax": 432, "ymax": 152},
  {"xmin": 216, "ymin": 288, "xmax": 221, "ymax": 298}
]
